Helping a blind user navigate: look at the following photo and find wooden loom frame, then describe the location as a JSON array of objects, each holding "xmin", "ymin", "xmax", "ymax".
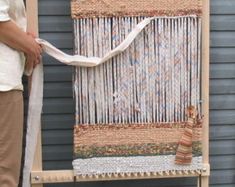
[{"xmin": 27, "ymin": 0, "xmax": 210, "ymax": 186}]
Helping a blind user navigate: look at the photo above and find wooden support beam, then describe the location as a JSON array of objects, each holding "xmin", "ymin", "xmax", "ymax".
[
  {"xmin": 201, "ymin": 0, "xmax": 210, "ymax": 187},
  {"xmin": 26, "ymin": 1, "xmax": 43, "ymax": 187},
  {"xmin": 31, "ymin": 170, "xmax": 74, "ymax": 184},
  {"xmin": 31, "ymin": 164, "xmax": 210, "ymax": 184}
]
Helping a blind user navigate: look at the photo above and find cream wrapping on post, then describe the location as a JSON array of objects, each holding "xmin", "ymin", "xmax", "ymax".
[
  {"xmin": 22, "ymin": 63, "xmax": 43, "ymax": 187},
  {"xmin": 35, "ymin": 16, "xmax": 195, "ymax": 67}
]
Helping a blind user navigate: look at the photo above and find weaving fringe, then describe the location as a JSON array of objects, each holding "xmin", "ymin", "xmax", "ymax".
[{"xmin": 74, "ymin": 16, "xmax": 202, "ymax": 125}]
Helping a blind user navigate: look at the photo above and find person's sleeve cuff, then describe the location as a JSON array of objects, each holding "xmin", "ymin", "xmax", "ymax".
[
  {"xmin": 0, "ymin": 0, "xmax": 10, "ymax": 22},
  {"xmin": 0, "ymin": 15, "xmax": 10, "ymax": 21}
]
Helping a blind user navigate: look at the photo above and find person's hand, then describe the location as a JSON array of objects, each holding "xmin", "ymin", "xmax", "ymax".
[
  {"xmin": 24, "ymin": 52, "xmax": 42, "ymax": 75},
  {"xmin": 24, "ymin": 34, "xmax": 42, "ymax": 75},
  {"xmin": 0, "ymin": 20, "xmax": 43, "ymax": 75},
  {"xmin": 26, "ymin": 31, "xmax": 37, "ymax": 38},
  {"xmin": 26, "ymin": 31, "xmax": 41, "ymax": 67}
]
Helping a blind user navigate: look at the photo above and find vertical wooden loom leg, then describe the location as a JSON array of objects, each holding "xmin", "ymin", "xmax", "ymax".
[
  {"xmin": 200, "ymin": 0, "xmax": 210, "ymax": 187},
  {"xmin": 197, "ymin": 176, "xmax": 200, "ymax": 187},
  {"xmin": 26, "ymin": 0, "xmax": 43, "ymax": 187},
  {"xmin": 32, "ymin": 132, "xmax": 43, "ymax": 187}
]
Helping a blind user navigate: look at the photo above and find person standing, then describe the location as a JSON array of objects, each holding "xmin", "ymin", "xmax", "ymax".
[{"xmin": 0, "ymin": 0, "xmax": 42, "ymax": 186}]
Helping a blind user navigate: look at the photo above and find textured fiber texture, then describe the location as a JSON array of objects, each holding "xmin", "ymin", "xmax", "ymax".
[
  {"xmin": 71, "ymin": 0, "xmax": 202, "ymax": 18},
  {"xmin": 73, "ymin": 155, "xmax": 203, "ymax": 176},
  {"xmin": 74, "ymin": 122, "xmax": 202, "ymax": 159}
]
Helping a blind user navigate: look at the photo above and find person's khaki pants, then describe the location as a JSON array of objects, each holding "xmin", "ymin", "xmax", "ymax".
[{"xmin": 0, "ymin": 90, "xmax": 23, "ymax": 187}]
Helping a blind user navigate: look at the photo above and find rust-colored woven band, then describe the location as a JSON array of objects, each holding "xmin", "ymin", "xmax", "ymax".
[
  {"xmin": 71, "ymin": 0, "xmax": 202, "ymax": 19},
  {"xmin": 74, "ymin": 122, "xmax": 202, "ymax": 147},
  {"xmin": 74, "ymin": 122, "xmax": 202, "ymax": 158}
]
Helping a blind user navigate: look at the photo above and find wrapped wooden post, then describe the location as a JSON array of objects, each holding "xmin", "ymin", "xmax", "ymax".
[{"xmin": 71, "ymin": 0, "xmax": 206, "ymax": 178}]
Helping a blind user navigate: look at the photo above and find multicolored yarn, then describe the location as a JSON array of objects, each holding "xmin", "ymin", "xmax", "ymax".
[
  {"xmin": 175, "ymin": 121, "xmax": 193, "ymax": 164},
  {"xmin": 175, "ymin": 106, "xmax": 197, "ymax": 165},
  {"xmin": 74, "ymin": 121, "xmax": 202, "ymax": 159},
  {"xmin": 74, "ymin": 142, "xmax": 202, "ymax": 159}
]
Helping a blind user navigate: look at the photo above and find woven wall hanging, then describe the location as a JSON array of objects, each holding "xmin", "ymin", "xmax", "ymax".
[{"xmin": 71, "ymin": 0, "xmax": 203, "ymax": 177}]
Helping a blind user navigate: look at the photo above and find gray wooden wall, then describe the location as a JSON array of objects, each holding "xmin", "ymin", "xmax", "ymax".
[{"xmin": 36, "ymin": 0, "xmax": 235, "ymax": 186}]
